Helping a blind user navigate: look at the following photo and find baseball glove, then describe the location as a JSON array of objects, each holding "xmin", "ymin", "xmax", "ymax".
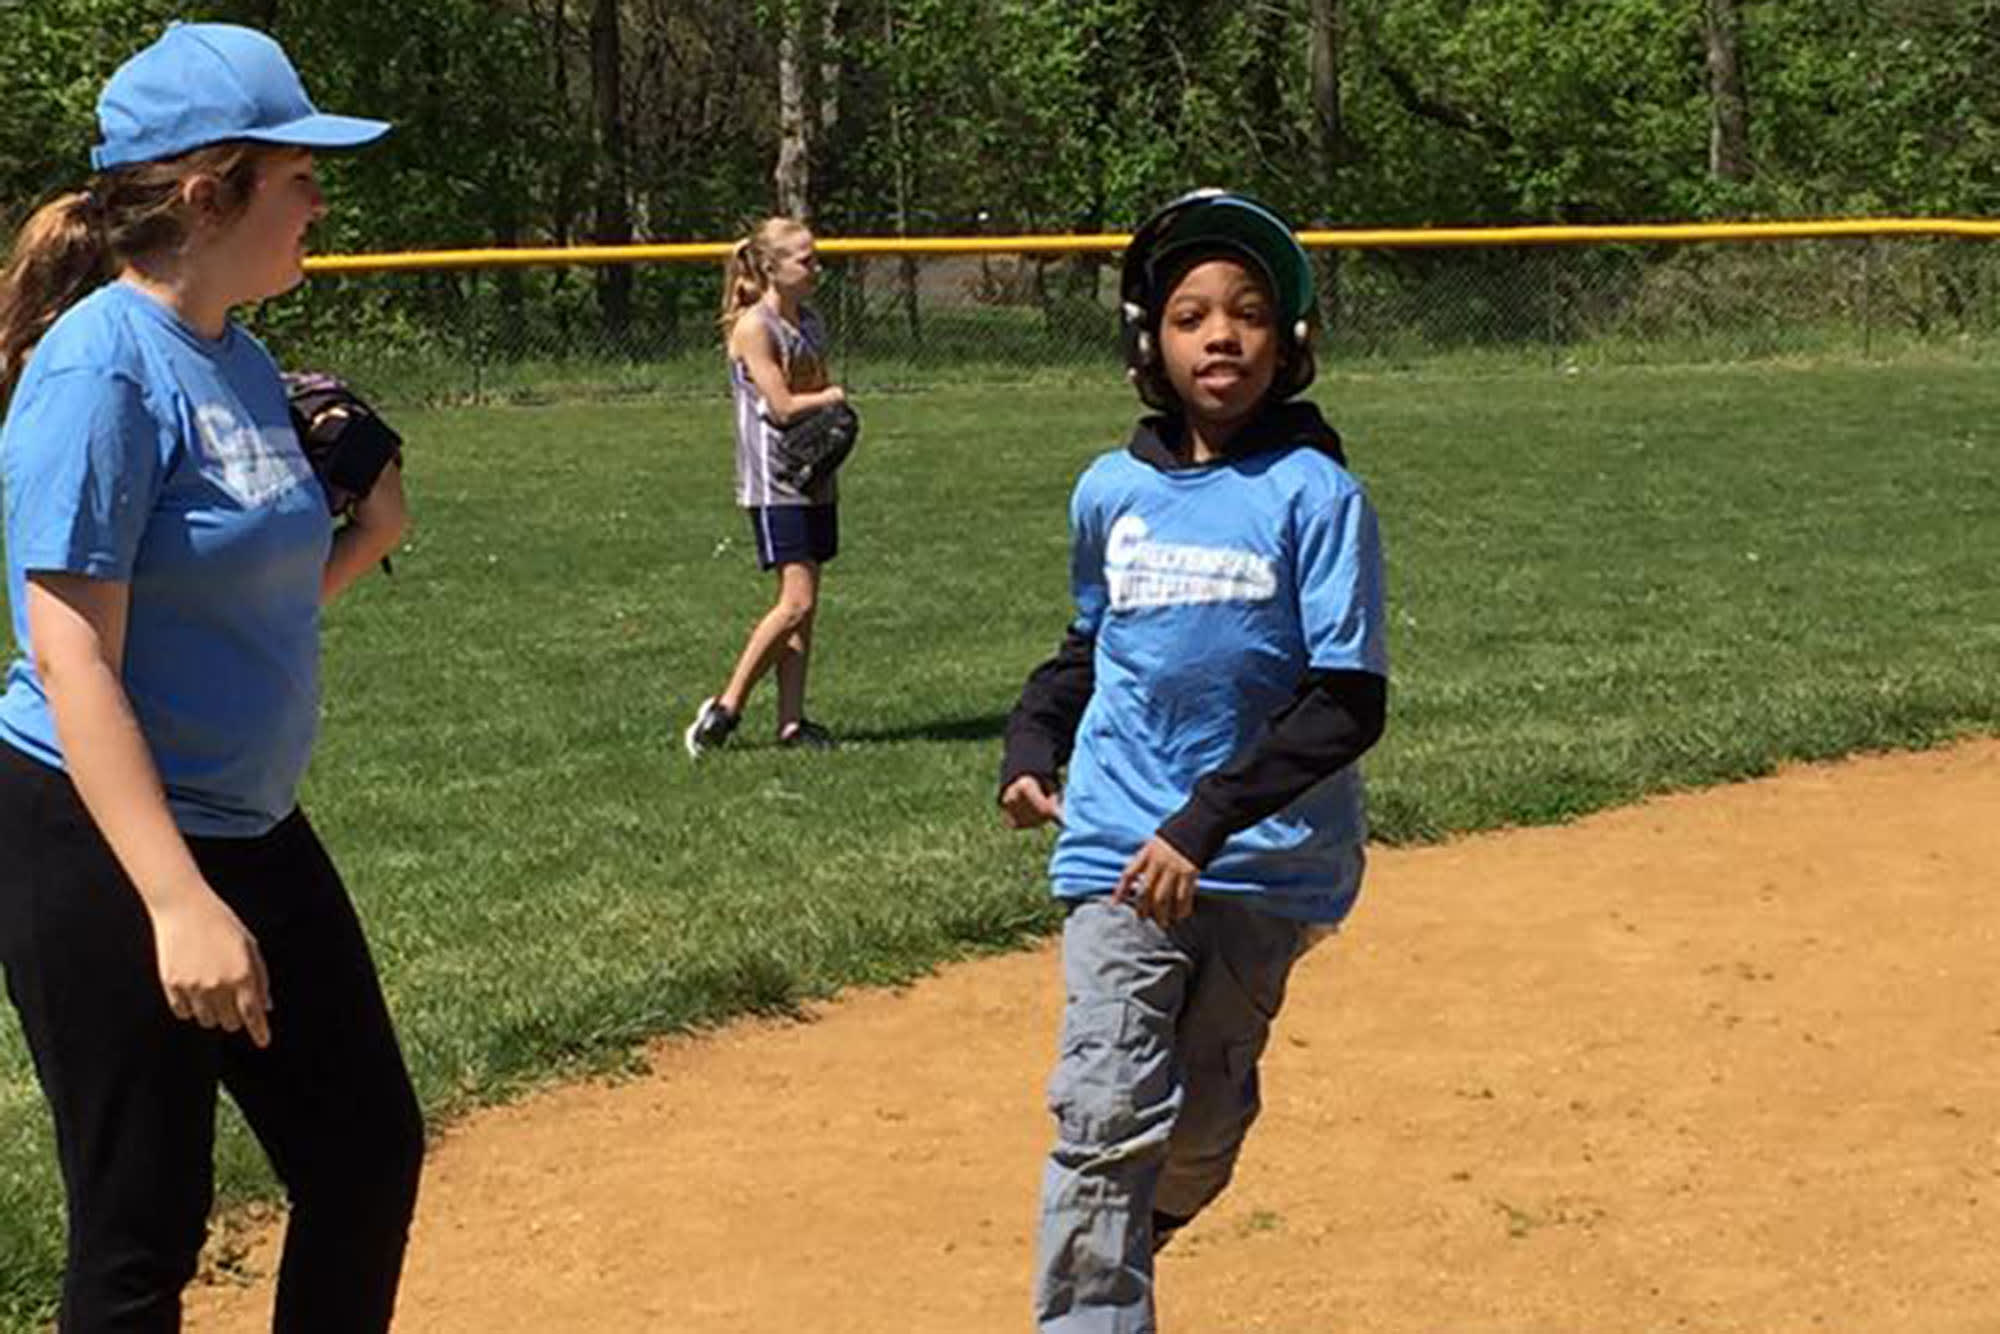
[
  {"xmin": 283, "ymin": 371, "xmax": 404, "ymax": 517},
  {"xmin": 771, "ymin": 401, "xmax": 860, "ymax": 492}
]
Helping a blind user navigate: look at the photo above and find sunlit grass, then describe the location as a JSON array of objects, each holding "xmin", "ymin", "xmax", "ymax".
[{"xmin": 2, "ymin": 361, "xmax": 1995, "ymax": 1328}]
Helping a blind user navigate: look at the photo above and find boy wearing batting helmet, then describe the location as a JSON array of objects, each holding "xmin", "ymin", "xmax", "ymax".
[{"xmin": 1000, "ymin": 189, "xmax": 1389, "ymax": 1332}]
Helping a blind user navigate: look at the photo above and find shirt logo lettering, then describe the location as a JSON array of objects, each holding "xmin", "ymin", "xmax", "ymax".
[
  {"xmin": 194, "ymin": 402, "xmax": 313, "ymax": 508},
  {"xmin": 1105, "ymin": 514, "xmax": 1277, "ymax": 611}
]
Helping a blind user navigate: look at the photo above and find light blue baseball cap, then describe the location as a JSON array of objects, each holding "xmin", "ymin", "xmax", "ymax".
[{"xmin": 92, "ymin": 22, "xmax": 390, "ymax": 171}]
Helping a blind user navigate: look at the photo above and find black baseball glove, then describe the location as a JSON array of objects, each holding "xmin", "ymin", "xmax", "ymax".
[
  {"xmin": 771, "ymin": 400, "xmax": 860, "ymax": 492},
  {"xmin": 283, "ymin": 371, "xmax": 404, "ymax": 517}
]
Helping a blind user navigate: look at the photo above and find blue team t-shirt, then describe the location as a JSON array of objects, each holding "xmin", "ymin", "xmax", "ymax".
[
  {"xmin": 0, "ymin": 282, "xmax": 331, "ymax": 837},
  {"xmin": 1050, "ymin": 442, "xmax": 1389, "ymax": 924}
]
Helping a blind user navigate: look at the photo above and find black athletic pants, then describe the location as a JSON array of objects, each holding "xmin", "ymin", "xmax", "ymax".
[{"xmin": 0, "ymin": 742, "xmax": 424, "ymax": 1333}]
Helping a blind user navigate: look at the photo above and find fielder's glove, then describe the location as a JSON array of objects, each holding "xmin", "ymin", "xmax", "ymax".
[
  {"xmin": 283, "ymin": 371, "xmax": 405, "ymax": 517},
  {"xmin": 771, "ymin": 401, "xmax": 860, "ymax": 492}
]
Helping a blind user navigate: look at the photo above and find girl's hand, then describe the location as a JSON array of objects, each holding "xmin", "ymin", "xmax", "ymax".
[
  {"xmin": 1000, "ymin": 774, "xmax": 1063, "ymax": 829},
  {"xmin": 1113, "ymin": 837, "xmax": 1199, "ymax": 926},
  {"xmin": 148, "ymin": 889, "xmax": 272, "ymax": 1048}
]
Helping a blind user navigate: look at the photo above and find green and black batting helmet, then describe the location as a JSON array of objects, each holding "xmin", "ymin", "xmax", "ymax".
[{"xmin": 1118, "ymin": 189, "xmax": 1318, "ymax": 411}]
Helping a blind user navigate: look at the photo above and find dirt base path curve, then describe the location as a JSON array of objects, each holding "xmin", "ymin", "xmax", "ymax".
[{"xmin": 187, "ymin": 741, "xmax": 2000, "ymax": 1333}]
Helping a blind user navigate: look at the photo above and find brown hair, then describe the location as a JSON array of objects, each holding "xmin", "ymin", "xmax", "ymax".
[
  {"xmin": 1, "ymin": 142, "xmax": 267, "ymax": 403},
  {"xmin": 717, "ymin": 216, "xmax": 810, "ymax": 339}
]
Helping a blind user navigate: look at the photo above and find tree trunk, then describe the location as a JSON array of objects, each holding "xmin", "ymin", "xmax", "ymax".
[
  {"xmin": 817, "ymin": 0, "xmax": 841, "ymax": 149},
  {"xmin": 589, "ymin": 0, "xmax": 633, "ymax": 336},
  {"xmin": 1308, "ymin": 0, "xmax": 1345, "ymax": 332},
  {"xmin": 1246, "ymin": 1, "xmax": 1291, "ymax": 172},
  {"xmin": 1309, "ymin": 0, "xmax": 1343, "ymax": 182},
  {"xmin": 494, "ymin": 214, "xmax": 524, "ymax": 327},
  {"xmin": 882, "ymin": 2, "xmax": 920, "ymax": 343},
  {"xmin": 816, "ymin": 0, "xmax": 846, "ymax": 328},
  {"xmin": 1703, "ymin": 0, "xmax": 1753, "ymax": 183},
  {"xmin": 547, "ymin": 0, "xmax": 577, "ymax": 248},
  {"xmin": 899, "ymin": 255, "xmax": 921, "ymax": 347},
  {"xmin": 775, "ymin": 2, "xmax": 811, "ymax": 220}
]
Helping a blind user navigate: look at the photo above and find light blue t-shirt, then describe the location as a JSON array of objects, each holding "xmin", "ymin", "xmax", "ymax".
[
  {"xmin": 1050, "ymin": 443, "xmax": 1389, "ymax": 923},
  {"xmin": 0, "ymin": 282, "xmax": 331, "ymax": 837}
]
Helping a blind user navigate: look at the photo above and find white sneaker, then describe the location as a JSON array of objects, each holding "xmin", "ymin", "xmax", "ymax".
[{"xmin": 683, "ymin": 697, "xmax": 739, "ymax": 758}]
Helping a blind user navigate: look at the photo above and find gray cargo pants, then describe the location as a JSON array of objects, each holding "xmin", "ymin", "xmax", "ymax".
[{"xmin": 1033, "ymin": 868, "xmax": 1352, "ymax": 1334}]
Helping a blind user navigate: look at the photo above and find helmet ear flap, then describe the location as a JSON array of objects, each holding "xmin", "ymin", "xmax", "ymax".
[
  {"xmin": 1120, "ymin": 299, "xmax": 1175, "ymax": 410},
  {"xmin": 1277, "ymin": 317, "xmax": 1318, "ymax": 400},
  {"xmin": 1119, "ymin": 300, "xmax": 1149, "ymax": 362},
  {"xmin": 1281, "ymin": 340, "xmax": 1318, "ymax": 400}
]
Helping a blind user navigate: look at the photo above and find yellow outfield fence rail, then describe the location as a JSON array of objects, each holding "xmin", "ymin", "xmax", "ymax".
[
  {"xmin": 268, "ymin": 219, "xmax": 2000, "ymax": 404},
  {"xmin": 302, "ymin": 218, "xmax": 2000, "ymax": 275}
]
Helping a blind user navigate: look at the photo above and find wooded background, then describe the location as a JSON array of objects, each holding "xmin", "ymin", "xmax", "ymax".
[{"xmin": 5, "ymin": 1, "xmax": 1996, "ymax": 372}]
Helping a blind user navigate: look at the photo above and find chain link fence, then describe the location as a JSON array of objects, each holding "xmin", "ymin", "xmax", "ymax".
[{"xmin": 254, "ymin": 237, "xmax": 2000, "ymax": 408}]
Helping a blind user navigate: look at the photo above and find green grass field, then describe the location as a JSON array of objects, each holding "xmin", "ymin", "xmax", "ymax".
[{"xmin": 3, "ymin": 359, "xmax": 1998, "ymax": 1328}]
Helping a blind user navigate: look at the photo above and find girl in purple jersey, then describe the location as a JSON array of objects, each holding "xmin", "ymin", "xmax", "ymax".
[{"xmin": 685, "ymin": 216, "xmax": 848, "ymax": 756}]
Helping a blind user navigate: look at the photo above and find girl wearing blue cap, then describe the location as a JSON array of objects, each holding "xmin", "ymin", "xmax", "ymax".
[
  {"xmin": 0, "ymin": 24, "xmax": 420, "ymax": 1332},
  {"xmin": 1000, "ymin": 190, "xmax": 1390, "ymax": 1333}
]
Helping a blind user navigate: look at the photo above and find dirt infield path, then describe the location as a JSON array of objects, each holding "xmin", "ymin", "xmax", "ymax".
[{"xmin": 188, "ymin": 741, "xmax": 2000, "ymax": 1333}]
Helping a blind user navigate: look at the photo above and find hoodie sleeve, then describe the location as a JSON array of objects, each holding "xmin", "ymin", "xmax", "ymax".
[{"xmin": 1156, "ymin": 669, "xmax": 1386, "ymax": 866}]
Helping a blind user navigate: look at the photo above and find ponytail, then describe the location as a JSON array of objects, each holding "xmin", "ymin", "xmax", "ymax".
[
  {"xmin": 0, "ymin": 194, "xmax": 112, "ymax": 404},
  {"xmin": 0, "ymin": 141, "xmax": 267, "ymax": 406},
  {"xmin": 717, "ymin": 238, "xmax": 765, "ymax": 337}
]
